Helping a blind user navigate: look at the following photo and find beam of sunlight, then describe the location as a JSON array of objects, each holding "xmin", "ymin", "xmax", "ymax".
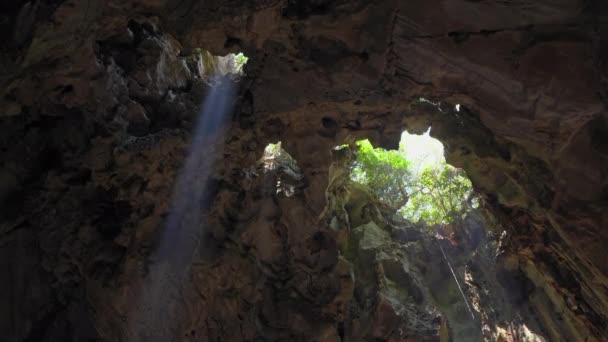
[{"xmin": 128, "ymin": 78, "xmax": 236, "ymax": 342}]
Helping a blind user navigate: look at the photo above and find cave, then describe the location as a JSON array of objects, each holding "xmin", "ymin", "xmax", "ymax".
[{"xmin": 1, "ymin": 1, "xmax": 607, "ymax": 342}]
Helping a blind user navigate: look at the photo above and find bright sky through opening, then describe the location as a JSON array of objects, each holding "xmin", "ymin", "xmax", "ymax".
[{"xmin": 400, "ymin": 128, "xmax": 445, "ymax": 175}]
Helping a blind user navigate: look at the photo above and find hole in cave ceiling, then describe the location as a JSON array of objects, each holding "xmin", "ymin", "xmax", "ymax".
[
  {"xmin": 189, "ymin": 49, "xmax": 249, "ymax": 79},
  {"xmin": 347, "ymin": 128, "xmax": 479, "ymax": 227},
  {"xmin": 329, "ymin": 129, "xmax": 547, "ymax": 341},
  {"xmin": 258, "ymin": 141, "xmax": 303, "ymax": 197}
]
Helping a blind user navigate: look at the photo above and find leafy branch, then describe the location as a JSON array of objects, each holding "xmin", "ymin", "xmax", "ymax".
[{"xmin": 349, "ymin": 138, "xmax": 476, "ymax": 227}]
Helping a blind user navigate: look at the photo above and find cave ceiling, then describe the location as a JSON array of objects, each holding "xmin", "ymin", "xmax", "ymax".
[{"xmin": 0, "ymin": 0, "xmax": 607, "ymax": 341}]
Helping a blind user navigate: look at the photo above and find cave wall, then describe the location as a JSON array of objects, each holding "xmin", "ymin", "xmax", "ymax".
[{"xmin": 1, "ymin": 0, "xmax": 607, "ymax": 341}]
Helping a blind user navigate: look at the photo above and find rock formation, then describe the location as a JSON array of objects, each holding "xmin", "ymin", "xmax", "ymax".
[{"xmin": 1, "ymin": 1, "xmax": 607, "ymax": 341}]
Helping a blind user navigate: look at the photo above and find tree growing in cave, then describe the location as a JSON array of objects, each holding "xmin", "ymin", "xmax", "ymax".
[
  {"xmin": 349, "ymin": 133, "xmax": 476, "ymax": 226},
  {"xmin": 400, "ymin": 165, "xmax": 476, "ymax": 226},
  {"xmin": 350, "ymin": 139, "xmax": 412, "ymax": 210}
]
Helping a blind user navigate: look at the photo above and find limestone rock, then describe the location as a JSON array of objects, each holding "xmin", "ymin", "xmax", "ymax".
[{"xmin": 0, "ymin": 0, "xmax": 607, "ymax": 341}]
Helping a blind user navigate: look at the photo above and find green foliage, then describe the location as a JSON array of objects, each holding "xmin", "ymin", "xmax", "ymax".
[
  {"xmin": 351, "ymin": 140, "xmax": 412, "ymax": 209},
  {"xmin": 349, "ymin": 136, "xmax": 476, "ymax": 226},
  {"xmin": 234, "ymin": 53, "xmax": 249, "ymax": 72},
  {"xmin": 264, "ymin": 141, "xmax": 282, "ymax": 156},
  {"xmin": 192, "ymin": 49, "xmax": 248, "ymax": 77},
  {"xmin": 400, "ymin": 165, "xmax": 475, "ymax": 226}
]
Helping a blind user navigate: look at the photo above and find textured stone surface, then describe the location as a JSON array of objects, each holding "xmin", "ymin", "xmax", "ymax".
[{"xmin": 0, "ymin": 0, "xmax": 607, "ymax": 341}]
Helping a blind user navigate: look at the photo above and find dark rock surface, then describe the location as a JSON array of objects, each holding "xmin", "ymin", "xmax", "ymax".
[{"xmin": 0, "ymin": 1, "xmax": 607, "ymax": 341}]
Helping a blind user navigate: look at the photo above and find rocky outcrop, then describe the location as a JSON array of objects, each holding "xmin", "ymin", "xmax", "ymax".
[
  {"xmin": 0, "ymin": 0, "xmax": 607, "ymax": 341},
  {"xmin": 319, "ymin": 147, "xmax": 547, "ymax": 341}
]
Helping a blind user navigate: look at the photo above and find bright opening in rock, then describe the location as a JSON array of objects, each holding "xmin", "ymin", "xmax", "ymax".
[
  {"xmin": 4, "ymin": 4, "xmax": 603, "ymax": 342},
  {"xmin": 349, "ymin": 128, "xmax": 478, "ymax": 227},
  {"xmin": 259, "ymin": 142, "xmax": 303, "ymax": 197},
  {"xmin": 189, "ymin": 49, "xmax": 249, "ymax": 79},
  {"xmin": 326, "ymin": 130, "xmax": 539, "ymax": 341}
]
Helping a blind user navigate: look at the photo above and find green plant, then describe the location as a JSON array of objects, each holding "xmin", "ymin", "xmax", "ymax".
[
  {"xmin": 234, "ymin": 53, "xmax": 249, "ymax": 72},
  {"xmin": 350, "ymin": 139, "xmax": 412, "ymax": 210},
  {"xmin": 349, "ymin": 135, "xmax": 476, "ymax": 226},
  {"xmin": 400, "ymin": 165, "xmax": 476, "ymax": 225}
]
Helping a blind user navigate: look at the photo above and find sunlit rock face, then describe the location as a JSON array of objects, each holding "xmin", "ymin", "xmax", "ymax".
[{"xmin": 0, "ymin": 0, "xmax": 607, "ymax": 341}]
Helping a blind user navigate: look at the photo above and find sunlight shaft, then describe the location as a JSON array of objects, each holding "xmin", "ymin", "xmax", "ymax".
[{"xmin": 128, "ymin": 79, "xmax": 236, "ymax": 342}]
